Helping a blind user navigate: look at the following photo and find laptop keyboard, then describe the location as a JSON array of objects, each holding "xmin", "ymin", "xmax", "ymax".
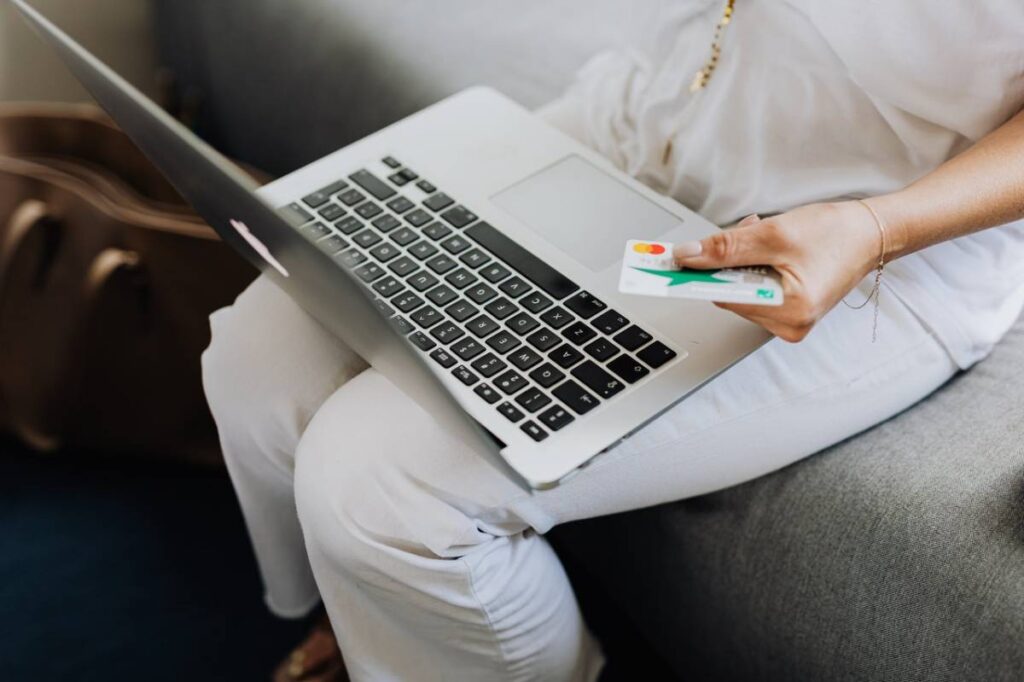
[{"xmin": 279, "ymin": 160, "xmax": 679, "ymax": 443}]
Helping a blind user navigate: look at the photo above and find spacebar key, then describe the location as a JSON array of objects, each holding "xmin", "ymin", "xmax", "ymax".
[
  {"xmin": 465, "ymin": 222, "xmax": 580, "ymax": 300},
  {"xmin": 349, "ymin": 169, "xmax": 397, "ymax": 200}
]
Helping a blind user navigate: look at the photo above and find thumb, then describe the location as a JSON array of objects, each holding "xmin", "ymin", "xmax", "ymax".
[{"xmin": 673, "ymin": 220, "xmax": 777, "ymax": 270}]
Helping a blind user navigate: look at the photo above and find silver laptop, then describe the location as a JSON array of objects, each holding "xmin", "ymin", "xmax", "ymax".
[{"xmin": 12, "ymin": 0, "xmax": 769, "ymax": 489}]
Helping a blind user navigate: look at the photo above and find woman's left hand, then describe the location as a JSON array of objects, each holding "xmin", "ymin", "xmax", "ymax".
[{"xmin": 673, "ymin": 201, "xmax": 885, "ymax": 342}]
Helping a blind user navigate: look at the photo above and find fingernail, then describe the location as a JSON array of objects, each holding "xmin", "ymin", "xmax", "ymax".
[
  {"xmin": 738, "ymin": 213, "xmax": 761, "ymax": 226},
  {"xmin": 673, "ymin": 241, "xmax": 703, "ymax": 259}
]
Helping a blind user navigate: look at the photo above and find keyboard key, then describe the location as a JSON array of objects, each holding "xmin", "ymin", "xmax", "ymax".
[
  {"xmin": 539, "ymin": 306, "xmax": 573, "ymax": 329},
  {"xmin": 353, "ymin": 229, "xmax": 382, "ymax": 248},
  {"xmin": 373, "ymin": 298, "xmax": 395, "ymax": 318},
  {"xmin": 550, "ymin": 344, "xmax": 585, "ymax": 369},
  {"xmin": 423, "ymin": 221, "xmax": 453, "ymax": 241},
  {"xmin": 409, "ymin": 331, "xmax": 435, "ymax": 351},
  {"xmin": 479, "ymin": 262, "xmax": 511, "ymax": 283},
  {"xmin": 445, "ymin": 268, "xmax": 478, "ymax": 289},
  {"xmin": 471, "ymin": 353, "xmax": 507, "ymax": 378},
  {"xmin": 637, "ymin": 341, "xmax": 678, "ymax": 368},
  {"xmin": 318, "ymin": 203, "xmax": 346, "ymax": 221},
  {"xmin": 452, "ymin": 365, "xmax": 479, "ymax": 386},
  {"xmin": 382, "ymin": 156, "xmax": 401, "ymax": 169},
  {"xmin": 571, "ymin": 361, "xmax": 625, "ymax": 399},
  {"xmin": 318, "ymin": 235, "xmax": 348, "ymax": 255},
  {"xmin": 390, "ymin": 316, "xmax": 413, "ymax": 335},
  {"xmin": 335, "ymin": 216, "xmax": 364, "ymax": 234},
  {"xmin": 388, "ymin": 171, "xmax": 411, "ymax": 186},
  {"xmin": 405, "ymin": 209, "xmax": 432, "ymax": 227},
  {"xmin": 497, "ymin": 402, "xmax": 524, "ymax": 423},
  {"xmin": 526, "ymin": 328, "xmax": 560, "ymax": 352},
  {"xmin": 411, "ymin": 306, "xmax": 443, "ymax": 329},
  {"xmin": 356, "ymin": 202, "xmax": 383, "ymax": 219},
  {"xmin": 441, "ymin": 205, "xmax": 477, "ymax": 228},
  {"xmin": 430, "ymin": 348, "xmax": 457, "ymax": 368},
  {"xmin": 614, "ymin": 325, "xmax": 654, "ymax": 352},
  {"xmin": 425, "ymin": 285, "xmax": 458, "ymax": 306},
  {"xmin": 398, "ymin": 168, "xmax": 418, "ymax": 182},
  {"xmin": 393, "ymin": 292, "xmax": 425, "ymax": 313},
  {"xmin": 466, "ymin": 283, "xmax": 498, "ymax": 304},
  {"xmin": 441, "ymin": 236, "xmax": 471, "ymax": 254},
  {"xmin": 452, "ymin": 337, "xmax": 486, "ymax": 360},
  {"xmin": 408, "ymin": 271, "xmax": 440, "ymax": 292},
  {"xmin": 562, "ymin": 322, "xmax": 597, "ymax": 346},
  {"xmin": 390, "ymin": 227, "xmax": 418, "ymax": 246},
  {"xmin": 538, "ymin": 405, "xmax": 575, "ymax": 431},
  {"xmin": 552, "ymin": 380, "xmax": 600, "ymax": 415},
  {"xmin": 592, "ymin": 310, "xmax": 629, "ymax": 335},
  {"xmin": 336, "ymin": 250, "xmax": 366, "ymax": 268},
  {"xmin": 416, "ymin": 179, "xmax": 437, "ymax": 193},
  {"xmin": 354, "ymin": 262, "xmax": 385, "ymax": 283},
  {"xmin": 498, "ymin": 277, "xmax": 531, "ymax": 299},
  {"xmin": 372, "ymin": 276, "xmax": 404, "ymax": 298},
  {"xmin": 505, "ymin": 313, "xmax": 540, "ymax": 336},
  {"xmin": 283, "ymin": 202, "xmax": 313, "ymax": 223},
  {"xmin": 388, "ymin": 256, "xmax": 419, "ymax": 277},
  {"xmin": 529, "ymin": 363, "xmax": 565, "ymax": 388},
  {"xmin": 302, "ymin": 190, "xmax": 331, "ymax": 209},
  {"xmin": 484, "ymin": 297, "xmax": 518, "ymax": 320},
  {"xmin": 509, "ymin": 347, "xmax": 543, "ymax": 371},
  {"xmin": 474, "ymin": 384, "xmax": 500, "ymax": 404},
  {"xmin": 515, "ymin": 388, "xmax": 552, "ymax": 413},
  {"xmin": 338, "ymin": 188, "xmax": 366, "ymax": 206},
  {"xmin": 520, "ymin": 421, "xmax": 548, "ymax": 442},
  {"xmin": 386, "ymin": 196, "xmax": 414, "ymax": 214},
  {"xmin": 409, "ymin": 241, "xmax": 439, "ymax": 260},
  {"xmin": 372, "ymin": 214, "xmax": 402, "ymax": 232},
  {"xmin": 565, "ymin": 291, "xmax": 607, "ymax": 319},
  {"xmin": 583, "ymin": 338, "xmax": 618, "ymax": 362},
  {"xmin": 607, "ymin": 355, "xmax": 651, "ymax": 384},
  {"xmin": 445, "ymin": 300, "xmax": 478, "ymax": 323},
  {"xmin": 460, "ymin": 249, "xmax": 491, "ymax": 269},
  {"xmin": 424, "ymin": 192, "xmax": 454, "ymax": 212},
  {"xmin": 467, "ymin": 315, "xmax": 500, "ymax": 338},
  {"xmin": 430, "ymin": 322, "xmax": 465, "ymax": 344},
  {"xmin": 521, "ymin": 292, "xmax": 553, "ymax": 314},
  {"xmin": 426, "ymin": 254, "xmax": 458, "ymax": 274},
  {"xmin": 464, "ymin": 222, "xmax": 580, "ymax": 299},
  {"xmin": 494, "ymin": 370, "xmax": 528, "ymax": 395},
  {"xmin": 302, "ymin": 221, "xmax": 332, "ymax": 239},
  {"xmin": 487, "ymin": 331, "xmax": 522, "ymax": 354},
  {"xmin": 369, "ymin": 242, "xmax": 400, "ymax": 262}
]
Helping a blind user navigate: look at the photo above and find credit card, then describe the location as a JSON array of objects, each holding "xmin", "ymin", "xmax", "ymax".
[{"xmin": 618, "ymin": 240, "xmax": 784, "ymax": 306}]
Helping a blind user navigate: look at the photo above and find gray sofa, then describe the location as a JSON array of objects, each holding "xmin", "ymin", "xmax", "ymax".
[{"xmin": 153, "ymin": 1, "xmax": 1024, "ymax": 679}]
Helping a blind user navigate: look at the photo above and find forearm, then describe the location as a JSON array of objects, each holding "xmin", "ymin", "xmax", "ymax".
[{"xmin": 872, "ymin": 107, "xmax": 1024, "ymax": 260}]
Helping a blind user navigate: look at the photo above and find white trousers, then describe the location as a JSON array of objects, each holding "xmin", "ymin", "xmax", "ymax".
[{"xmin": 200, "ymin": 101, "xmax": 959, "ymax": 682}]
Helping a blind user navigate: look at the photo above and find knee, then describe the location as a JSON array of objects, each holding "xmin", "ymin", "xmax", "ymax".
[{"xmin": 291, "ymin": 372, "xmax": 489, "ymax": 576}]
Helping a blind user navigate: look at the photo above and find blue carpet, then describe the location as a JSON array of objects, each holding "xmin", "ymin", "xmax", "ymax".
[{"xmin": 0, "ymin": 442, "xmax": 308, "ymax": 682}]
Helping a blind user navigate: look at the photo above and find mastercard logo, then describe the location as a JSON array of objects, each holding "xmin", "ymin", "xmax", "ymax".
[{"xmin": 632, "ymin": 242, "xmax": 666, "ymax": 255}]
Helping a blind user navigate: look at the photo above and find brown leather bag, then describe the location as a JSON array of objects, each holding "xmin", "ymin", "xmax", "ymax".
[{"xmin": 0, "ymin": 103, "xmax": 257, "ymax": 464}]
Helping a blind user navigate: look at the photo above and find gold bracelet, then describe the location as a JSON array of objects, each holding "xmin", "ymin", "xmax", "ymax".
[{"xmin": 841, "ymin": 199, "xmax": 887, "ymax": 342}]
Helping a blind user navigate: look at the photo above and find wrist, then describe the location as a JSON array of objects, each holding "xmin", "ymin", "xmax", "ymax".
[{"xmin": 864, "ymin": 192, "xmax": 912, "ymax": 260}]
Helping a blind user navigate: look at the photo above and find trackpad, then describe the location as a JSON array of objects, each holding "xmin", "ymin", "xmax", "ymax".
[{"xmin": 491, "ymin": 155, "xmax": 683, "ymax": 272}]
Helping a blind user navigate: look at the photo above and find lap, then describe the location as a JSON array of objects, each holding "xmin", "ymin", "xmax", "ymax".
[{"xmin": 265, "ymin": 272, "xmax": 955, "ymax": 538}]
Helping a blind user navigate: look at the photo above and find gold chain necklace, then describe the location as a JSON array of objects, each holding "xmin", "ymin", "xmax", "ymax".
[{"xmin": 663, "ymin": 0, "xmax": 737, "ymax": 165}]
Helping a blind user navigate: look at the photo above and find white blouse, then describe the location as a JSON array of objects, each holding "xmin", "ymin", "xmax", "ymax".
[{"xmin": 568, "ymin": 0, "xmax": 1024, "ymax": 368}]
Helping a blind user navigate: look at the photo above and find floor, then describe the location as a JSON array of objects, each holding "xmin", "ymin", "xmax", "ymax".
[
  {"xmin": 0, "ymin": 438, "xmax": 674, "ymax": 681},
  {"xmin": 0, "ymin": 441, "xmax": 308, "ymax": 682}
]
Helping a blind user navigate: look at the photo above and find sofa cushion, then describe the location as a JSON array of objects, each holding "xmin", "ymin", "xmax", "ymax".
[{"xmin": 552, "ymin": 314, "xmax": 1024, "ymax": 681}]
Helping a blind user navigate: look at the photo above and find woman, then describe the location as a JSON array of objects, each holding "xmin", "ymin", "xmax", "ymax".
[{"xmin": 202, "ymin": 1, "xmax": 1024, "ymax": 680}]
